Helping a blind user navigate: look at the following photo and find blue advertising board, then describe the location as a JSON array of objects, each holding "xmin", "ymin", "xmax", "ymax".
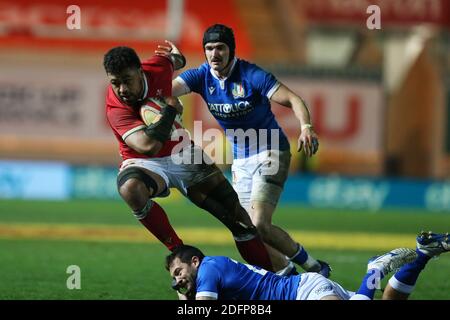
[
  {"xmin": 282, "ymin": 174, "xmax": 450, "ymax": 212},
  {"xmin": 1, "ymin": 160, "xmax": 449, "ymax": 212},
  {"xmin": 0, "ymin": 160, "xmax": 70, "ymax": 200}
]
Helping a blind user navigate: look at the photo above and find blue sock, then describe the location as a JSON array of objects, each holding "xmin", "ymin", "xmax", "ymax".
[
  {"xmin": 355, "ymin": 269, "xmax": 383, "ymax": 300},
  {"xmin": 393, "ymin": 249, "xmax": 430, "ymax": 286},
  {"xmin": 290, "ymin": 244, "xmax": 321, "ymax": 271},
  {"xmin": 290, "ymin": 245, "xmax": 308, "ymax": 265}
]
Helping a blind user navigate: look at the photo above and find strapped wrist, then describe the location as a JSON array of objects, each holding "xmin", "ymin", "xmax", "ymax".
[
  {"xmin": 301, "ymin": 124, "xmax": 313, "ymax": 131},
  {"xmin": 170, "ymin": 54, "xmax": 186, "ymax": 70},
  {"xmin": 144, "ymin": 104, "xmax": 177, "ymax": 143}
]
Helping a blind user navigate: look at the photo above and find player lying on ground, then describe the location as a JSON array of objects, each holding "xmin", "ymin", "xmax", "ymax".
[{"xmin": 165, "ymin": 231, "xmax": 449, "ymax": 300}]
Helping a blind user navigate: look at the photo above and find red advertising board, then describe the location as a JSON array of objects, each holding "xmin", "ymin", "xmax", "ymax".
[
  {"xmin": 0, "ymin": 0, "xmax": 252, "ymax": 57},
  {"xmin": 299, "ymin": 0, "xmax": 450, "ymax": 27},
  {"xmin": 189, "ymin": 77, "xmax": 384, "ymax": 153}
]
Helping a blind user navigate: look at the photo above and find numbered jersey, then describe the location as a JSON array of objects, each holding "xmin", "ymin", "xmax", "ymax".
[{"xmin": 196, "ymin": 256, "xmax": 300, "ymax": 300}]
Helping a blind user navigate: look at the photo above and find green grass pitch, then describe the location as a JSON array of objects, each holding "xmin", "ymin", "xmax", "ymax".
[{"xmin": 0, "ymin": 199, "xmax": 449, "ymax": 300}]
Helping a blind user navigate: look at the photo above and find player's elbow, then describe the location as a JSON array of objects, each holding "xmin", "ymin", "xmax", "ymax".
[
  {"xmin": 125, "ymin": 131, "xmax": 164, "ymax": 156},
  {"xmin": 133, "ymin": 139, "xmax": 163, "ymax": 156},
  {"xmin": 141, "ymin": 140, "xmax": 163, "ymax": 156}
]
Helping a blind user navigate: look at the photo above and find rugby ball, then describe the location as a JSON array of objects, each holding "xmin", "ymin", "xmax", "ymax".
[{"xmin": 139, "ymin": 98, "xmax": 183, "ymax": 133}]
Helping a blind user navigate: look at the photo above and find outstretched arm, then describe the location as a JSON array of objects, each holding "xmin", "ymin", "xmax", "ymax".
[
  {"xmin": 154, "ymin": 40, "xmax": 186, "ymax": 71},
  {"xmin": 270, "ymin": 83, "xmax": 319, "ymax": 157}
]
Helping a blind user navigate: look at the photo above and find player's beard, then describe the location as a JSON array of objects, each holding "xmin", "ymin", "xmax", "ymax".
[
  {"xmin": 122, "ymin": 72, "xmax": 146, "ymax": 107},
  {"xmin": 184, "ymin": 274, "xmax": 197, "ymax": 298},
  {"xmin": 205, "ymin": 51, "xmax": 231, "ymax": 76},
  {"xmin": 120, "ymin": 95, "xmax": 138, "ymax": 106}
]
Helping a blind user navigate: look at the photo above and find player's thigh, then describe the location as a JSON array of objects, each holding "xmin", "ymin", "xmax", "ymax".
[
  {"xmin": 250, "ymin": 149, "xmax": 291, "ymax": 207},
  {"xmin": 169, "ymin": 144, "xmax": 224, "ymax": 198},
  {"xmin": 231, "ymin": 160, "xmax": 253, "ymax": 211}
]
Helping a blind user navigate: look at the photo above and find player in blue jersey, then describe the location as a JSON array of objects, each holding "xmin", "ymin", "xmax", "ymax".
[
  {"xmin": 170, "ymin": 24, "xmax": 326, "ymax": 276},
  {"xmin": 165, "ymin": 231, "xmax": 449, "ymax": 300}
]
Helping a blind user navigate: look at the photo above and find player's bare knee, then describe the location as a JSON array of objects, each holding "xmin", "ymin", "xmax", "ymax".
[
  {"xmin": 119, "ymin": 178, "xmax": 144, "ymax": 195},
  {"xmin": 118, "ymin": 179, "xmax": 149, "ymax": 208},
  {"xmin": 117, "ymin": 167, "xmax": 159, "ymax": 197},
  {"xmin": 117, "ymin": 178, "xmax": 154, "ymax": 219},
  {"xmin": 117, "ymin": 166, "xmax": 162, "ymax": 213}
]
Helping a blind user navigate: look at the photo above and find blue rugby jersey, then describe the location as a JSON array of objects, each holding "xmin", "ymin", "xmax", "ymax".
[
  {"xmin": 195, "ymin": 256, "xmax": 300, "ymax": 300},
  {"xmin": 177, "ymin": 59, "xmax": 290, "ymax": 159}
]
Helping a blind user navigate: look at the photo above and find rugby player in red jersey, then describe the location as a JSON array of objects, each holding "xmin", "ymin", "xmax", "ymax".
[{"xmin": 103, "ymin": 42, "xmax": 274, "ymax": 271}]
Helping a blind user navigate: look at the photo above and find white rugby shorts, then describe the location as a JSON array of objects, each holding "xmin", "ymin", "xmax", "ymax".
[
  {"xmin": 296, "ymin": 272, "xmax": 355, "ymax": 300},
  {"xmin": 231, "ymin": 149, "xmax": 291, "ymax": 210},
  {"xmin": 119, "ymin": 144, "xmax": 220, "ymax": 197}
]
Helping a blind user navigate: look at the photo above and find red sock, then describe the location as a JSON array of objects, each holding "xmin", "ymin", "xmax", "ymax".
[
  {"xmin": 234, "ymin": 235, "xmax": 274, "ymax": 272},
  {"xmin": 138, "ymin": 201, "xmax": 183, "ymax": 251}
]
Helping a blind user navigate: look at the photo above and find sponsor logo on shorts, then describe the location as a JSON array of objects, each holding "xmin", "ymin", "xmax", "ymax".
[{"xmin": 314, "ymin": 284, "xmax": 334, "ymax": 295}]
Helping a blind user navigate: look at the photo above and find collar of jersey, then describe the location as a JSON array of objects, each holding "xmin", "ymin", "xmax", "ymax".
[
  {"xmin": 140, "ymin": 72, "xmax": 149, "ymax": 100},
  {"xmin": 209, "ymin": 58, "xmax": 237, "ymax": 81}
]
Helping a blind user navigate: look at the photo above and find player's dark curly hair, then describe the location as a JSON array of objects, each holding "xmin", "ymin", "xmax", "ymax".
[
  {"xmin": 165, "ymin": 245, "xmax": 205, "ymax": 270},
  {"xmin": 103, "ymin": 46, "xmax": 141, "ymax": 75}
]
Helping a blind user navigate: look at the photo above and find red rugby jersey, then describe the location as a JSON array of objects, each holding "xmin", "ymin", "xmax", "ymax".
[{"xmin": 106, "ymin": 55, "xmax": 182, "ymax": 162}]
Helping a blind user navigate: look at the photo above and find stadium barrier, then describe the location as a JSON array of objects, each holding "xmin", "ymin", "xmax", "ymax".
[
  {"xmin": 282, "ymin": 174, "xmax": 450, "ymax": 212},
  {"xmin": 0, "ymin": 160, "xmax": 449, "ymax": 212}
]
